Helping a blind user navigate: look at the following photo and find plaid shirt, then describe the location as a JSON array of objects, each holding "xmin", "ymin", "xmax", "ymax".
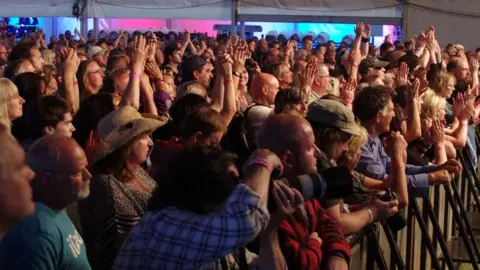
[{"xmin": 113, "ymin": 184, "xmax": 270, "ymax": 270}]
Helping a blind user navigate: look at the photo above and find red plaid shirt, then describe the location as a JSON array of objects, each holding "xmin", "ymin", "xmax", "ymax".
[{"xmin": 278, "ymin": 199, "xmax": 351, "ymax": 270}]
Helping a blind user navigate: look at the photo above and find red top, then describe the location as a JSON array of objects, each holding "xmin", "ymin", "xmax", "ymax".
[
  {"xmin": 278, "ymin": 199, "xmax": 351, "ymax": 270},
  {"xmin": 148, "ymin": 137, "xmax": 183, "ymax": 180}
]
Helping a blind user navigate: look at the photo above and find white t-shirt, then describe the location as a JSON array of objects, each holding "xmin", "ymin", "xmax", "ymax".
[{"xmin": 246, "ymin": 104, "xmax": 273, "ymax": 140}]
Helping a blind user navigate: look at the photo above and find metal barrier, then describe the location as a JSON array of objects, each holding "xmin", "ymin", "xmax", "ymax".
[{"xmin": 350, "ymin": 147, "xmax": 480, "ymax": 269}]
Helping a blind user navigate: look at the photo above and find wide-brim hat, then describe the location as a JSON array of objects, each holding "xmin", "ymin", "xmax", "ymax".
[
  {"xmin": 307, "ymin": 99, "xmax": 361, "ymax": 136},
  {"xmin": 94, "ymin": 106, "xmax": 168, "ymax": 162}
]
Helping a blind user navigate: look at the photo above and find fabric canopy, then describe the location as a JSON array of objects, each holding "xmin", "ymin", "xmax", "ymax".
[
  {"xmin": 0, "ymin": 0, "xmax": 73, "ymax": 17},
  {"xmin": 404, "ymin": 0, "xmax": 480, "ymax": 50},
  {"xmin": 237, "ymin": 0, "xmax": 403, "ymax": 25},
  {"xmin": 0, "ymin": 0, "xmax": 402, "ymax": 22}
]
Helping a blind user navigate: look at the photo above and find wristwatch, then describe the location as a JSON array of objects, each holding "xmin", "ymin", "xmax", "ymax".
[{"xmin": 233, "ymin": 71, "xmax": 241, "ymax": 77}]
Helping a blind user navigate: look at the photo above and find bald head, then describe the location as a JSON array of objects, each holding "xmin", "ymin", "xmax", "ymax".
[
  {"xmin": 27, "ymin": 134, "xmax": 91, "ymax": 205},
  {"xmin": 27, "ymin": 135, "xmax": 82, "ymax": 173},
  {"xmin": 257, "ymin": 113, "xmax": 311, "ymax": 154},
  {"xmin": 250, "ymin": 73, "xmax": 279, "ymax": 101}
]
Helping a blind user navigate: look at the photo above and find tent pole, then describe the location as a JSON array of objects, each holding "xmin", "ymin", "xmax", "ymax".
[
  {"xmin": 402, "ymin": 2, "xmax": 410, "ymax": 42},
  {"xmin": 239, "ymin": 21, "xmax": 245, "ymax": 39},
  {"xmin": 230, "ymin": 0, "xmax": 238, "ymax": 35},
  {"xmin": 93, "ymin": 18, "xmax": 98, "ymax": 38},
  {"xmin": 80, "ymin": 0, "xmax": 89, "ymax": 38}
]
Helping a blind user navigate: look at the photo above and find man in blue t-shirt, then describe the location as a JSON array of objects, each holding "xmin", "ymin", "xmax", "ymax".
[{"xmin": 0, "ymin": 135, "xmax": 92, "ymax": 270}]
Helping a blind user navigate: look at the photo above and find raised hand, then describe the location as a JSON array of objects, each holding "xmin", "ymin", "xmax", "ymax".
[
  {"xmin": 220, "ymin": 53, "xmax": 233, "ymax": 77},
  {"xmin": 182, "ymin": 30, "xmax": 191, "ymax": 44},
  {"xmin": 130, "ymin": 35, "xmax": 148, "ymax": 71},
  {"xmin": 233, "ymin": 42, "xmax": 248, "ymax": 72},
  {"xmin": 430, "ymin": 119, "xmax": 445, "ymax": 145},
  {"xmin": 395, "ymin": 62, "xmax": 409, "ymax": 86},
  {"xmin": 145, "ymin": 61, "xmax": 162, "ymax": 81},
  {"xmin": 422, "ymin": 118, "xmax": 433, "ymax": 145},
  {"xmin": 146, "ymin": 34, "xmax": 157, "ymax": 61},
  {"xmin": 363, "ymin": 24, "xmax": 372, "ymax": 38},
  {"xmin": 340, "ymin": 78, "xmax": 356, "ymax": 104},
  {"xmin": 386, "ymin": 131, "xmax": 408, "ymax": 162},
  {"xmin": 452, "ymin": 92, "xmax": 474, "ymax": 122},
  {"xmin": 355, "ymin": 21, "xmax": 365, "ymax": 38},
  {"xmin": 470, "ymin": 56, "xmax": 479, "ymax": 73},
  {"xmin": 299, "ymin": 60, "xmax": 317, "ymax": 95},
  {"xmin": 408, "ymin": 78, "xmax": 421, "ymax": 102},
  {"xmin": 64, "ymin": 48, "xmax": 80, "ymax": 75}
]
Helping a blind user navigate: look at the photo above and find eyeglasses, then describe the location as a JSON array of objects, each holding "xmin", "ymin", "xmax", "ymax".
[{"xmin": 87, "ymin": 69, "xmax": 103, "ymax": 75}]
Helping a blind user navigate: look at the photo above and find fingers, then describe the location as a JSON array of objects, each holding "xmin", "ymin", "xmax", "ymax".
[{"xmin": 291, "ymin": 188, "xmax": 304, "ymax": 207}]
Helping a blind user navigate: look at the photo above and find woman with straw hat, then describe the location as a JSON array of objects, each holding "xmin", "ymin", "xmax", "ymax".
[{"xmin": 78, "ymin": 105, "xmax": 168, "ymax": 270}]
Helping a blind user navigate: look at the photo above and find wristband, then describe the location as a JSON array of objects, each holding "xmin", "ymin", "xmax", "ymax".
[
  {"xmin": 73, "ymin": 80, "xmax": 78, "ymax": 86},
  {"xmin": 392, "ymin": 162, "xmax": 405, "ymax": 169},
  {"xmin": 132, "ymin": 71, "xmax": 141, "ymax": 78},
  {"xmin": 365, "ymin": 207, "xmax": 374, "ymax": 223},
  {"xmin": 355, "ymin": 37, "xmax": 361, "ymax": 41},
  {"xmin": 153, "ymin": 78, "xmax": 163, "ymax": 82},
  {"xmin": 344, "ymin": 99, "xmax": 353, "ymax": 105},
  {"xmin": 224, "ymin": 78, "xmax": 233, "ymax": 84},
  {"xmin": 362, "ymin": 37, "xmax": 370, "ymax": 43},
  {"xmin": 246, "ymin": 157, "xmax": 273, "ymax": 174}
]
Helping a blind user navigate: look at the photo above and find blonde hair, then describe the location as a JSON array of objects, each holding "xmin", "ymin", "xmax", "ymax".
[
  {"xmin": 432, "ymin": 70, "xmax": 456, "ymax": 97},
  {"xmin": 345, "ymin": 123, "xmax": 368, "ymax": 164},
  {"xmin": 41, "ymin": 49, "xmax": 56, "ymax": 66},
  {"xmin": 325, "ymin": 77, "xmax": 340, "ymax": 96},
  {"xmin": 0, "ymin": 78, "xmax": 20, "ymax": 130},
  {"xmin": 421, "ymin": 88, "xmax": 446, "ymax": 119}
]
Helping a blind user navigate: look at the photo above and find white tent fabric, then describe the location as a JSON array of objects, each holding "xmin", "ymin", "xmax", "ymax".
[
  {"xmin": 404, "ymin": 0, "xmax": 480, "ymax": 50},
  {"xmin": 0, "ymin": 0, "xmax": 402, "ymax": 22},
  {"xmin": 237, "ymin": 0, "xmax": 403, "ymax": 24},
  {"xmin": 89, "ymin": 0, "xmax": 231, "ymax": 20},
  {"xmin": 0, "ymin": 0, "xmax": 73, "ymax": 17},
  {"xmin": 0, "ymin": 0, "xmax": 232, "ymax": 20}
]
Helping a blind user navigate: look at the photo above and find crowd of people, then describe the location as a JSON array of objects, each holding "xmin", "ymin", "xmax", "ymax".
[{"xmin": 0, "ymin": 21, "xmax": 474, "ymax": 269}]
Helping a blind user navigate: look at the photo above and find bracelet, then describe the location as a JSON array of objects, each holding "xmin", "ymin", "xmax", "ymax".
[
  {"xmin": 246, "ymin": 157, "xmax": 273, "ymax": 174},
  {"xmin": 132, "ymin": 71, "xmax": 141, "ymax": 78},
  {"xmin": 392, "ymin": 162, "xmax": 405, "ymax": 169},
  {"xmin": 73, "ymin": 80, "xmax": 78, "ymax": 86},
  {"xmin": 365, "ymin": 207, "xmax": 374, "ymax": 223},
  {"xmin": 224, "ymin": 78, "xmax": 233, "ymax": 84},
  {"xmin": 153, "ymin": 78, "xmax": 163, "ymax": 82}
]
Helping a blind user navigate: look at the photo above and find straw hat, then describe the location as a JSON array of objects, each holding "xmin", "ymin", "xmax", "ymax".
[{"xmin": 94, "ymin": 106, "xmax": 168, "ymax": 162}]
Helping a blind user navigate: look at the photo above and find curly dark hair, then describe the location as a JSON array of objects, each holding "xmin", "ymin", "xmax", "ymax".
[{"xmin": 148, "ymin": 146, "xmax": 238, "ymax": 214}]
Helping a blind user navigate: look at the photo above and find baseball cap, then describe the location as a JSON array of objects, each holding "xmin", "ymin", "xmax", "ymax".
[
  {"xmin": 181, "ymin": 55, "xmax": 207, "ymax": 82},
  {"xmin": 359, "ymin": 57, "xmax": 389, "ymax": 75},
  {"xmin": 307, "ymin": 99, "xmax": 361, "ymax": 136},
  {"xmin": 87, "ymin": 46, "xmax": 106, "ymax": 58}
]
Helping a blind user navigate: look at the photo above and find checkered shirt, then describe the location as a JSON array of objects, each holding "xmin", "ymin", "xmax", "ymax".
[{"xmin": 113, "ymin": 184, "xmax": 270, "ymax": 270}]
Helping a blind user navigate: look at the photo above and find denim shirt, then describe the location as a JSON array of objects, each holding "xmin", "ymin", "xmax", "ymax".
[{"xmin": 356, "ymin": 136, "xmax": 437, "ymax": 197}]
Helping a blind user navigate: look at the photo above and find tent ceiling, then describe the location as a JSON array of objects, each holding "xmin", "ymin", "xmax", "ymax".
[
  {"xmin": 238, "ymin": 0, "xmax": 403, "ymax": 24},
  {"xmin": 0, "ymin": 0, "xmax": 402, "ymax": 23}
]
